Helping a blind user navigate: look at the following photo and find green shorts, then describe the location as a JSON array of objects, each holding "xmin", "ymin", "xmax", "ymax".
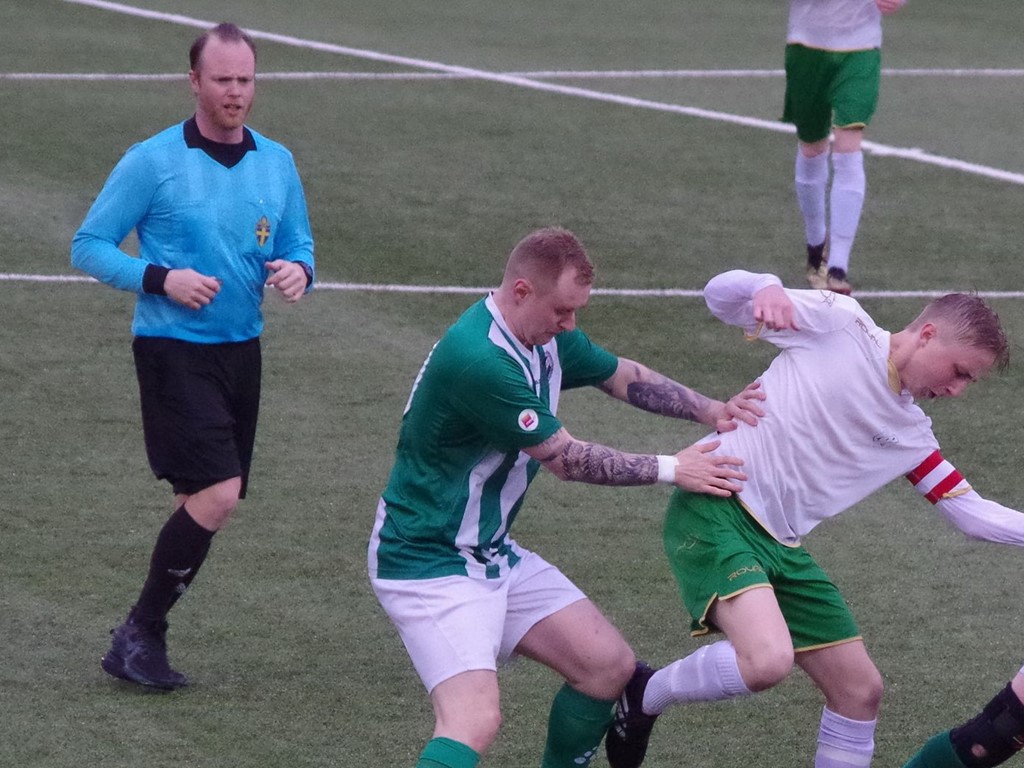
[
  {"xmin": 782, "ymin": 44, "xmax": 881, "ymax": 144},
  {"xmin": 663, "ymin": 490, "xmax": 860, "ymax": 651}
]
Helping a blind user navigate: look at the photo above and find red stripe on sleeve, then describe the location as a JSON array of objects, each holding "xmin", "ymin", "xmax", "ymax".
[
  {"xmin": 924, "ymin": 470, "xmax": 965, "ymax": 504},
  {"xmin": 906, "ymin": 450, "xmax": 943, "ymax": 485}
]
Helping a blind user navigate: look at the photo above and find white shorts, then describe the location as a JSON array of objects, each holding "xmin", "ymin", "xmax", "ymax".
[{"xmin": 370, "ymin": 550, "xmax": 586, "ymax": 693}]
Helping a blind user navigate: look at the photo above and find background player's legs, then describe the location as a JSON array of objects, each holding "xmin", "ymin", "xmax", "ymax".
[
  {"xmin": 796, "ymin": 139, "xmax": 831, "ymax": 288},
  {"xmin": 827, "ymin": 127, "xmax": 867, "ymax": 292}
]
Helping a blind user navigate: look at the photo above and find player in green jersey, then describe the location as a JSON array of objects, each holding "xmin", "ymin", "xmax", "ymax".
[{"xmin": 369, "ymin": 227, "xmax": 764, "ymax": 768}]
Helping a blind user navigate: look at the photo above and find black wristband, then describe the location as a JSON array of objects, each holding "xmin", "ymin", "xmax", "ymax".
[
  {"xmin": 142, "ymin": 264, "xmax": 170, "ymax": 295},
  {"xmin": 296, "ymin": 261, "xmax": 313, "ymax": 288}
]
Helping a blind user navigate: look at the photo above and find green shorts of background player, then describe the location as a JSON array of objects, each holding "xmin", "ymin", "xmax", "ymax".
[{"xmin": 784, "ymin": 44, "xmax": 881, "ymax": 294}]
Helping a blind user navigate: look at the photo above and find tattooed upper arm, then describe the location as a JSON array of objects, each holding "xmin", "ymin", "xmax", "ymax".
[
  {"xmin": 597, "ymin": 358, "xmax": 637, "ymax": 397},
  {"xmin": 529, "ymin": 431, "xmax": 567, "ymax": 464}
]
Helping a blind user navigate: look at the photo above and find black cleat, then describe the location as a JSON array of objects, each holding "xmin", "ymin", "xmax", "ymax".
[
  {"xmin": 826, "ymin": 267, "xmax": 852, "ymax": 295},
  {"xmin": 806, "ymin": 241, "xmax": 827, "ymax": 271},
  {"xmin": 805, "ymin": 242, "xmax": 829, "ymax": 288},
  {"xmin": 606, "ymin": 661, "xmax": 659, "ymax": 768},
  {"xmin": 101, "ymin": 619, "xmax": 189, "ymax": 690}
]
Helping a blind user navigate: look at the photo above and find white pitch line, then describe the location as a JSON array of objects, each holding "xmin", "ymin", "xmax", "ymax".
[
  {"xmin": 3, "ymin": 274, "xmax": 1023, "ymax": 300},
  {"xmin": 1, "ymin": 72, "xmax": 186, "ymax": 81},
  {"xmin": 6, "ymin": 68, "xmax": 1024, "ymax": 81},
  {"xmin": 517, "ymin": 68, "xmax": 1024, "ymax": 78},
  {"xmin": 56, "ymin": 0, "xmax": 1024, "ymax": 186}
]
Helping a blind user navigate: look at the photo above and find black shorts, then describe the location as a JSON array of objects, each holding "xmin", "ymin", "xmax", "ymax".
[{"xmin": 133, "ymin": 336, "xmax": 261, "ymax": 498}]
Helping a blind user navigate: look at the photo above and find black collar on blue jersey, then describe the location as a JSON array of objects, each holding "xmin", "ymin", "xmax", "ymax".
[{"xmin": 183, "ymin": 116, "xmax": 257, "ymax": 169}]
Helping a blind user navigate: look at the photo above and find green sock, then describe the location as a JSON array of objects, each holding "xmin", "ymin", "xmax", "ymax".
[
  {"xmin": 416, "ymin": 737, "xmax": 479, "ymax": 768},
  {"xmin": 903, "ymin": 731, "xmax": 967, "ymax": 768},
  {"xmin": 540, "ymin": 683, "xmax": 616, "ymax": 768}
]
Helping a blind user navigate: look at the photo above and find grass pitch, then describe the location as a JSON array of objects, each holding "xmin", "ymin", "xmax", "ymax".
[{"xmin": 2, "ymin": 1, "xmax": 1023, "ymax": 766}]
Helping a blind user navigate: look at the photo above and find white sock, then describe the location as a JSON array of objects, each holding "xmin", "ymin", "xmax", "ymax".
[
  {"xmin": 795, "ymin": 149, "xmax": 829, "ymax": 248},
  {"xmin": 641, "ymin": 640, "xmax": 752, "ymax": 715},
  {"xmin": 828, "ymin": 150, "xmax": 866, "ymax": 273},
  {"xmin": 814, "ymin": 707, "xmax": 876, "ymax": 768}
]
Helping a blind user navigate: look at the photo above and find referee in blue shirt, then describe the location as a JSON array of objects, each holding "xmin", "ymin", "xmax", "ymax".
[{"xmin": 72, "ymin": 22, "xmax": 315, "ymax": 690}]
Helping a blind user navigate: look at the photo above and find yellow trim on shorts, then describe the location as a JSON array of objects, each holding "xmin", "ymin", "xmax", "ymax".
[
  {"xmin": 690, "ymin": 583, "xmax": 775, "ymax": 638},
  {"xmin": 794, "ymin": 635, "xmax": 864, "ymax": 654}
]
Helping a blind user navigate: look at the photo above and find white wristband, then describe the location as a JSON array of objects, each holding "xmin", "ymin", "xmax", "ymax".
[{"xmin": 656, "ymin": 455, "xmax": 678, "ymax": 484}]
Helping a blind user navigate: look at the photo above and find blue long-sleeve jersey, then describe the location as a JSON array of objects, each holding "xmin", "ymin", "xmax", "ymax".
[{"xmin": 71, "ymin": 120, "xmax": 315, "ymax": 343}]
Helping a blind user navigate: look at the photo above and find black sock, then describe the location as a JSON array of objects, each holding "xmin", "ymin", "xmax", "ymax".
[
  {"xmin": 806, "ymin": 242, "xmax": 826, "ymax": 270},
  {"xmin": 131, "ymin": 505, "xmax": 215, "ymax": 625}
]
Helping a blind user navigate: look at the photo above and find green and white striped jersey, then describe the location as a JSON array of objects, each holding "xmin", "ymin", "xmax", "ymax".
[{"xmin": 368, "ymin": 294, "xmax": 618, "ymax": 580}]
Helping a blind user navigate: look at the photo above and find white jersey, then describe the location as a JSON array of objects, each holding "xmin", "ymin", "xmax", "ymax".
[
  {"xmin": 787, "ymin": 0, "xmax": 888, "ymax": 51},
  {"xmin": 703, "ymin": 270, "xmax": 1024, "ymax": 548}
]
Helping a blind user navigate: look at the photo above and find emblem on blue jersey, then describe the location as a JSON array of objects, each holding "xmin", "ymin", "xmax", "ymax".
[
  {"xmin": 518, "ymin": 409, "xmax": 539, "ymax": 432},
  {"xmin": 255, "ymin": 216, "xmax": 271, "ymax": 247}
]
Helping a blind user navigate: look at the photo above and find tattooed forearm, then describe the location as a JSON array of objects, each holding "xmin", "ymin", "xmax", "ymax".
[
  {"xmin": 560, "ymin": 441, "xmax": 659, "ymax": 485},
  {"xmin": 626, "ymin": 380, "xmax": 713, "ymax": 422}
]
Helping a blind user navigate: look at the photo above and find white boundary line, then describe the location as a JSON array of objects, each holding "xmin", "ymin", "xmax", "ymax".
[
  {"xmin": 55, "ymin": 0, "xmax": 1024, "ymax": 187},
  {"xmin": 3, "ymin": 273, "xmax": 1022, "ymax": 300},
  {"xmin": 5, "ymin": 68, "xmax": 1024, "ymax": 81}
]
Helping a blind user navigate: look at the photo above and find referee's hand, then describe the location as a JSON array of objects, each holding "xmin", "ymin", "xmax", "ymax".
[
  {"xmin": 165, "ymin": 268, "xmax": 221, "ymax": 309},
  {"xmin": 265, "ymin": 259, "xmax": 307, "ymax": 303}
]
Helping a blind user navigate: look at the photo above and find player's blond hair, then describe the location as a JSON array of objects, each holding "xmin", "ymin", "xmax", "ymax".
[{"xmin": 911, "ymin": 293, "xmax": 1009, "ymax": 371}]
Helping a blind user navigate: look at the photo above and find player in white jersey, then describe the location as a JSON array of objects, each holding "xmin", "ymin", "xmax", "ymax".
[
  {"xmin": 606, "ymin": 270, "xmax": 1024, "ymax": 768},
  {"xmin": 903, "ymin": 664, "xmax": 1024, "ymax": 767},
  {"xmin": 368, "ymin": 229, "xmax": 764, "ymax": 768},
  {"xmin": 784, "ymin": 0, "xmax": 907, "ymax": 294}
]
